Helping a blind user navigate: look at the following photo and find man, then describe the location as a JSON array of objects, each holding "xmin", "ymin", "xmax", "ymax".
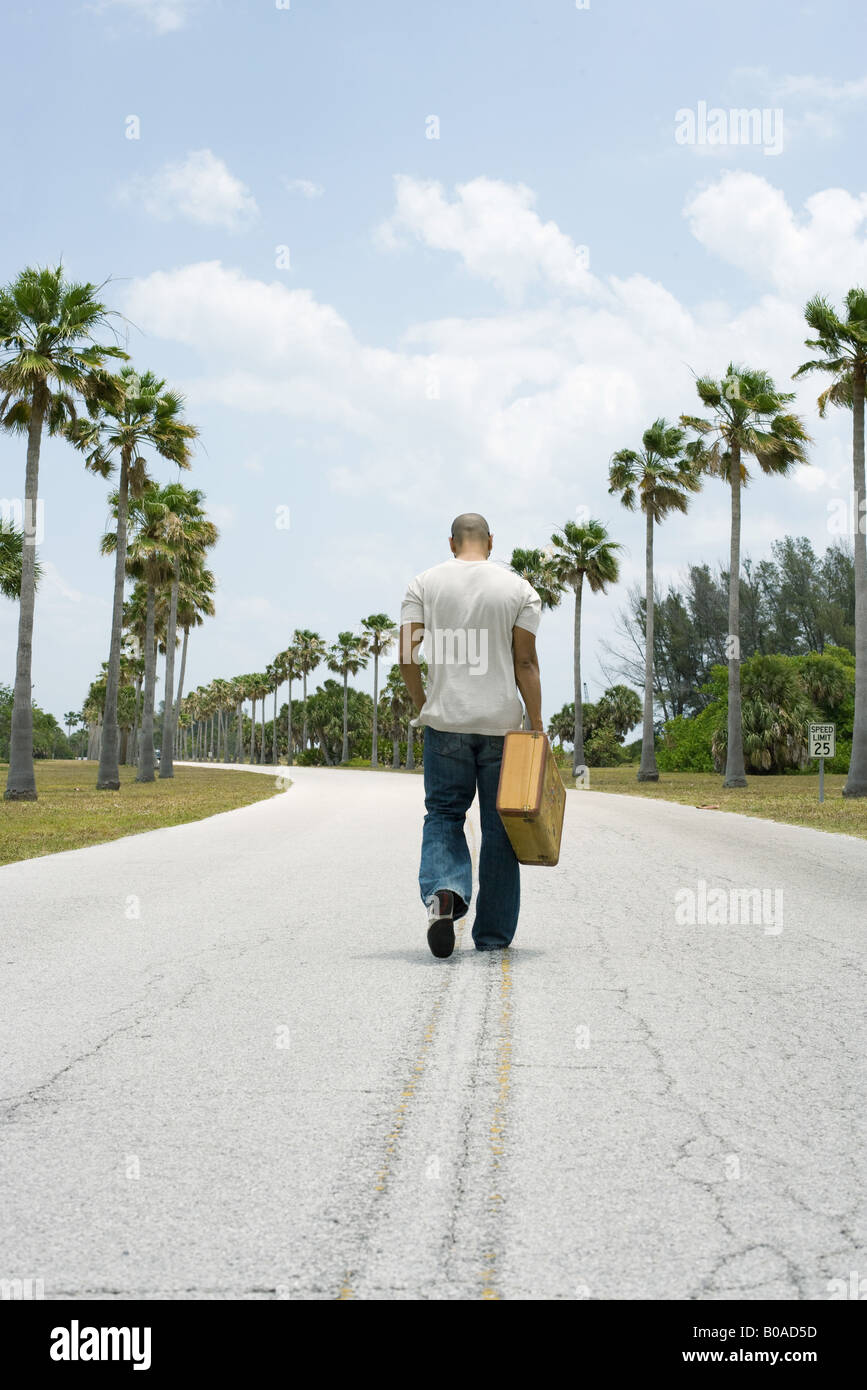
[{"xmin": 399, "ymin": 513, "xmax": 543, "ymax": 959}]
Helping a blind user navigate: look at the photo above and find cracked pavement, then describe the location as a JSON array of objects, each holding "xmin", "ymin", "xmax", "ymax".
[{"xmin": 0, "ymin": 764, "xmax": 864, "ymax": 1300}]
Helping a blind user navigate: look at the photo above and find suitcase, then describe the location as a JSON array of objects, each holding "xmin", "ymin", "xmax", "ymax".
[{"xmin": 495, "ymin": 731, "xmax": 566, "ymax": 866}]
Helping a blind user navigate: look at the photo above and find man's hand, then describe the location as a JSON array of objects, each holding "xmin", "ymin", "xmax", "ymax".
[
  {"xmin": 398, "ymin": 622, "xmax": 426, "ymax": 713},
  {"xmin": 512, "ymin": 627, "xmax": 543, "ymax": 732}
]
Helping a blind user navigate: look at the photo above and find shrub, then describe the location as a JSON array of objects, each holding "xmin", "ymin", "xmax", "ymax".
[
  {"xmin": 584, "ymin": 726, "xmax": 629, "ymax": 768},
  {"xmin": 656, "ymin": 705, "xmax": 718, "ymax": 773},
  {"xmin": 295, "ymin": 747, "xmax": 324, "ymax": 767}
]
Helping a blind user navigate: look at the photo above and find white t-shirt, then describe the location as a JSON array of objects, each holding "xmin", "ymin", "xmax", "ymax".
[{"xmin": 400, "ymin": 557, "xmax": 542, "ymax": 735}]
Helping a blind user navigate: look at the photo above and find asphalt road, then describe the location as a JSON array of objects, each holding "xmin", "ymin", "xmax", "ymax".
[{"xmin": 1, "ymin": 763, "xmax": 864, "ymax": 1300}]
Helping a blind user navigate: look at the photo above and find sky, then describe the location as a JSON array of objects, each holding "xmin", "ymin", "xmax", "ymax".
[{"xmin": 2, "ymin": 0, "xmax": 867, "ymax": 724}]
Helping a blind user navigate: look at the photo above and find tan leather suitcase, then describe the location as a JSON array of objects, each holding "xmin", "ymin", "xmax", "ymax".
[{"xmin": 496, "ymin": 731, "xmax": 566, "ymax": 865}]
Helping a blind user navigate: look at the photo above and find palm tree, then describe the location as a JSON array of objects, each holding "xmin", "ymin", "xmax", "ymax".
[
  {"xmin": 228, "ymin": 676, "xmax": 246, "ymax": 762},
  {"xmin": 281, "ymin": 642, "xmax": 302, "ymax": 766},
  {"xmin": 239, "ymin": 674, "xmax": 256, "ymax": 762},
  {"xmin": 122, "ymin": 591, "xmax": 146, "ymax": 764},
  {"xmin": 383, "ymin": 665, "xmax": 405, "ymax": 768},
  {"xmin": 109, "ymin": 485, "xmax": 175, "ymax": 782},
  {"xmin": 361, "ymin": 614, "xmax": 397, "ymax": 767},
  {"xmin": 509, "ymin": 547, "xmax": 564, "ymax": 611},
  {"xmin": 794, "ymin": 290, "xmax": 867, "ymax": 797},
  {"xmin": 67, "ymin": 367, "xmax": 196, "ymax": 789},
  {"xmin": 293, "ymin": 630, "xmax": 327, "ymax": 753},
  {"xmin": 245, "ymin": 672, "xmax": 269, "ymax": 763},
  {"xmin": 608, "ymin": 418, "xmax": 702, "ymax": 781},
  {"xmin": 549, "ymin": 520, "xmax": 622, "ymax": 777},
  {"xmin": 154, "ymin": 486, "xmax": 217, "ymax": 778},
  {"xmin": 327, "ymin": 631, "xmax": 370, "ymax": 762},
  {"xmin": 0, "ymin": 520, "xmax": 42, "ymax": 599},
  {"xmin": 547, "ymin": 703, "xmax": 574, "ymax": 751},
  {"xmin": 171, "ymin": 564, "xmax": 216, "ymax": 752},
  {"xmin": 681, "ymin": 365, "xmax": 810, "ymax": 787},
  {"xmin": 269, "ymin": 655, "xmax": 286, "ymax": 764},
  {"xmin": 597, "ymin": 684, "xmax": 643, "ymax": 740},
  {"xmin": 208, "ymin": 678, "xmax": 231, "ymax": 761},
  {"xmin": 259, "ymin": 672, "xmax": 270, "ymax": 762},
  {"xmin": 0, "ymin": 264, "xmax": 127, "ymax": 799}
]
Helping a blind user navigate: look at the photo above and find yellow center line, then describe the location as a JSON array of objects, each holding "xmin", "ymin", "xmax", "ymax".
[
  {"xmin": 338, "ymin": 805, "xmax": 479, "ymax": 1301},
  {"xmin": 481, "ymin": 950, "xmax": 512, "ymax": 1300},
  {"xmin": 337, "ymin": 919, "xmax": 465, "ymax": 1299}
]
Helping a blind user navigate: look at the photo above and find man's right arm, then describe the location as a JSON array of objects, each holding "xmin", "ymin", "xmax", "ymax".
[
  {"xmin": 513, "ymin": 627, "xmax": 543, "ymax": 732},
  {"xmin": 399, "ymin": 622, "xmax": 426, "ymax": 713}
]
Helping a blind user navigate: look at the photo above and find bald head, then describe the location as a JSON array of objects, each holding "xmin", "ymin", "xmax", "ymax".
[{"xmin": 450, "ymin": 512, "xmax": 492, "ymax": 558}]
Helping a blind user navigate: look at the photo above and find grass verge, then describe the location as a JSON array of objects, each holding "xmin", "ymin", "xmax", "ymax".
[
  {"xmin": 0, "ymin": 761, "xmax": 282, "ymax": 866},
  {"xmin": 563, "ymin": 764, "xmax": 867, "ymax": 839}
]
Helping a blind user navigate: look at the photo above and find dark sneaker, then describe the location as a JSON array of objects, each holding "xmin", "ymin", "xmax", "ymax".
[{"xmin": 427, "ymin": 891, "xmax": 456, "ymax": 959}]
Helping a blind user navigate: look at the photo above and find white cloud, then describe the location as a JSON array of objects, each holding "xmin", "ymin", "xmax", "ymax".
[
  {"xmin": 121, "ymin": 174, "xmax": 857, "ymax": 553},
  {"xmin": 731, "ymin": 67, "xmax": 867, "ymax": 144},
  {"xmin": 109, "ymin": 172, "xmax": 867, "ymax": 715},
  {"xmin": 37, "ymin": 560, "xmax": 84, "ymax": 605},
  {"xmin": 93, "ymin": 0, "xmax": 196, "ymax": 34},
  {"xmin": 118, "ymin": 150, "xmax": 258, "ymax": 231},
  {"xmin": 282, "ymin": 178, "xmax": 325, "ymax": 199},
  {"xmin": 792, "ymin": 464, "xmax": 829, "ymax": 493},
  {"xmin": 773, "ymin": 72, "xmax": 867, "ymax": 105},
  {"xmin": 377, "ymin": 175, "xmax": 601, "ymax": 303},
  {"xmin": 684, "ymin": 171, "xmax": 867, "ymax": 299},
  {"xmin": 207, "ymin": 503, "xmax": 237, "ymax": 531}
]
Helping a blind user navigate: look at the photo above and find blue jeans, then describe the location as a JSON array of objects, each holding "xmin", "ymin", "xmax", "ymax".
[{"xmin": 419, "ymin": 726, "xmax": 520, "ymax": 950}]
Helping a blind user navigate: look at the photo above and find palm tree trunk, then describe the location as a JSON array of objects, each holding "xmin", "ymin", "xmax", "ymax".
[
  {"xmin": 260, "ymin": 699, "xmax": 266, "ymax": 763},
  {"xmin": 96, "ymin": 447, "xmax": 132, "ymax": 790},
  {"xmin": 249, "ymin": 699, "xmax": 256, "ymax": 762},
  {"xmin": 136, "ymin": 585, "xmax": 157, "ymax": 782},
  {"xmin": 342, "ymin": 670, "xmax": 349, "ymax": 763},
  {"xmin": 319, "ymin": 727, "xmax": 334, "ymax": 765},
  {"xmin": 302, "ymin": 673, "xmax": 309, "ymax": 750},
  {"xmin": 273, "ymin": 685, "xmax": 279, "ymax": 763},
  {"xmin": 286, "ymin": 680, "xmax": 294, "ymax": 766},
  {"xmin": 174, "ymin": 627, "xmax": 189, "ymax": 728},
  {"xmin": 406, "ymin": 716, "xmax": 415, "ymax": 769},
  {"xmin": 159, "ymin": 558, "xmax": 180, "ymax": 778},
  {"xmin": 844, "ymin": 361, "xmax": 867, "ymax": 795},
  {"xmin": 724, "ymin": 448, "xmax": 748, "ymax": 786},
  {"xmin": 129, "ymin": 673, "xmax": 142, "ymax": 764},
  {"xmin": 638, "ymin": 507, "xmax": 659, "ymax": 782},
  {"xmin": 5, "ymin": 392, "xmax": 46, "ymax": 800},
  {"xmin": 392, "ymin": 712, "xmax": 400, "ymax": 768},
  {"xmin": 572, "ymin": 578, "xmax": 585, "ymax": 777},
  {"xmin": 371, "ymin": 650, "xmax": 380, "ymax": 767}
]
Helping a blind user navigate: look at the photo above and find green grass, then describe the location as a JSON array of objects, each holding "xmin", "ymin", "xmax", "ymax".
[
  {"xmin": 563, "ymin": 764, "xmax": 867, "ymax": 839},
  {"xmin": 0, "ymin": 761, "xmax": 283, "ymax": 866}
]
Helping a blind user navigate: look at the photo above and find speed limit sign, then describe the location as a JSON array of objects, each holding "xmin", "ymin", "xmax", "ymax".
[
  {"xmin": 809, "ymin": 723, "xmax": 835, "ymax": 803},
  {"xmin": 809, "ymin": 723, "xmax": 836, "ymax": 758}
]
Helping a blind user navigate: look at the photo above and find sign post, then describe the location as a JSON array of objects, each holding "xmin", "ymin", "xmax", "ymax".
[{"xmin": 808, "ymin": 723, "xmax": 836, "ymax": 803}]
